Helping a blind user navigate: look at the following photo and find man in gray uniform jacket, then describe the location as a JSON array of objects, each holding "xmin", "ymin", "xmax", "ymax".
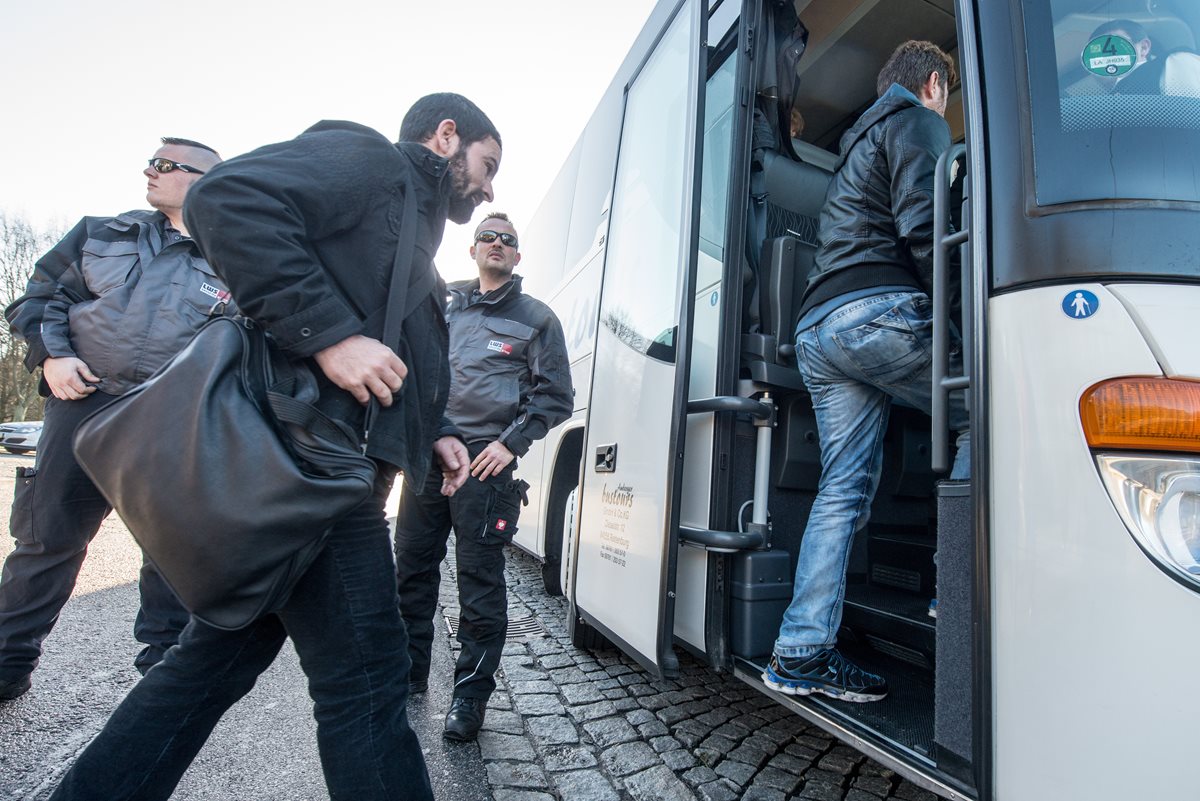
[
  {"xmin": 0, "ymin": 138, "xmax": 227, "ymax": 701},
  {"xmin": 395, "ymin": 211, "xmax": 573, "ymax": 742}
]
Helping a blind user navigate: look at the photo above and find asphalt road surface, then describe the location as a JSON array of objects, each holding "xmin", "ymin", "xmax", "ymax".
[{"xmin": 0, "ymin": 455, "xmax": 485, "ymax": 801}]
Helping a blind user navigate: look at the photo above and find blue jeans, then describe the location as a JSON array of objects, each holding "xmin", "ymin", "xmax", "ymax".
[
  {"xmin": 49, "ymin": 468, "xmax": 433, "ymax": 801},
  {"xmin": 774, "ymin": 291, "xmax": 969, "ymax": 658}
]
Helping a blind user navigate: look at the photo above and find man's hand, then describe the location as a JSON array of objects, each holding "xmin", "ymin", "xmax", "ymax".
[
  {"xmin": 43, "ymin": 357, "xmax": 99, "ymax": 401},
  {"xmin": 470, "ymin": 440, "xmax": 515, "ymax": 481},
  {"xmin": 434, "ymin": 436, "xmax": 470, "ymax": 496},
  {"xmin": 313, "ymin": 335, "xmax": 407, "ymax": 406}
]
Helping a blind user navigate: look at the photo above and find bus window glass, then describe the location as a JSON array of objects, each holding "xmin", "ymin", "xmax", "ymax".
[
  {"xmin": 1026, "ymin": 0, "xmax": 1200, "ymax": 207},
  {"xmin": 699, "ymin": 54, "xmax": 737, "ymax": 263},
  {"xmin": 600, "ymin": 7, "xmax": 694, "ymax": 362}
]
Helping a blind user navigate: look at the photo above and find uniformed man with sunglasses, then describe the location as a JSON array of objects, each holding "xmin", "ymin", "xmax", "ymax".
[
  {"xmin": 0, "ymin": 137, "xmax": 227, "ymax": 701},
  {"xmin": 394, "ymin": 211, "xmax": 573, "ymax": 742}
]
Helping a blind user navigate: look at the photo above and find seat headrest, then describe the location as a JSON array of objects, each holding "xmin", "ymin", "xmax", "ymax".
[{"xmin": 761, "ymin": 151, "xmax": 832, "ymax": 219}]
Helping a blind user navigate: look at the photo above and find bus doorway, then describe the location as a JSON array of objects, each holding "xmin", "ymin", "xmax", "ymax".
[
  {"xmin": 569, "ymin": 0, "xmax": 708, "ymax": 677},
  {"xmin": 517, "ymin": 0, "xmax": 1200, "ymax": 798}
]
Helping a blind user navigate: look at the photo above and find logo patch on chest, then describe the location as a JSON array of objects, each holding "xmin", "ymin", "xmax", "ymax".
[
  {"xmin": 487, "ymin": 339, "xmax": 513, "ymax": 355},
  {"xmin": 200, "ymin": 282, "xmax": 230, "ymax": 302}
]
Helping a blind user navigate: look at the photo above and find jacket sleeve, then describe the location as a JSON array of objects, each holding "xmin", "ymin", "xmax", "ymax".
[
  {"xmin": 182, "ymin": 130, "xmax": 390, "ymax": 359},
  {"xmin": 436, "ymin": 416, "xmax": 462, "ymax": 441},
  {"xmin": 499, "ymin": 310, "xmax": 574, "ymax": 457},
  {"xmin": 885, "ymin": 108, "xmax": 951, "ymax": 295},
  {"xmin": 4, "ymin": 218, "xmax": 93, "ymax": 371}
]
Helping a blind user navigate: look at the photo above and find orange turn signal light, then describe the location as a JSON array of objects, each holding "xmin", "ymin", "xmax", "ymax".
[{"xmin": 1081, "ymin": 377, "xmax": 1200, "ymax": 453}]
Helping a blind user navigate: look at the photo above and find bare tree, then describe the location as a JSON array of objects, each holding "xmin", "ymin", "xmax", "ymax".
[{"xmin": 0, "ymin": 212, "xmax": 64, "ymax": 422}]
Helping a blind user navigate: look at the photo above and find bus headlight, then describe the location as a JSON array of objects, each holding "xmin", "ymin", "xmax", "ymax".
[{"xmin": 1096, "ymin": 455, "xmax": 1200, "ymax": 587}]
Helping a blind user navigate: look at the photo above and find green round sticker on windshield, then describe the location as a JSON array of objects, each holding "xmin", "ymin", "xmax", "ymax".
[{"xmin": 1082, "ymin": 34, "xmax": 1137, "ymax": 76}]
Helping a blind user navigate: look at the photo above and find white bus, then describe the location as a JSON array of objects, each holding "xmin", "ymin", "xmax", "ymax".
[{"xmin": 508, "ymin": 1, "xmax": 1200, "ymax": 798}]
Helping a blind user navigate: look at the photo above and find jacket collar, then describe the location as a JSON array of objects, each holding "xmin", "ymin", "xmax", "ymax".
[
  {"xmin": 107, "ymin": 209, "xmax": 167, "ymax": 233},
  {"xmin": 396, "ymin": 141, "xmax": 450, "ymax": 181},
  {"xmin": 448, "ymin": 274, "xmax": 524, "ymax": 307},
  {"xmin": 835, "ymin": 83, "xmax": 925, "ymax": 170}
]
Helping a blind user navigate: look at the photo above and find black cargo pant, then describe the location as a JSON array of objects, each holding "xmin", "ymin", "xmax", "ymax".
[
  {"xmin": 0, "ymin": 393, "xmax": 189, "ymax": 682},
  {"xmin": 394, "ymin": 440, "xmax": 525, "ymax": 702}
]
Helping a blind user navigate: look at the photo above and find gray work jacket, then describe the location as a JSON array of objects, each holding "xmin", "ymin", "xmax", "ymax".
[
  {"xmin": 6, "ymin": 210, "xmax": 234, "ymax": 396},
  {"xmin": 443, "ymin": 275, "xmax": 573, "ymax": 456}
]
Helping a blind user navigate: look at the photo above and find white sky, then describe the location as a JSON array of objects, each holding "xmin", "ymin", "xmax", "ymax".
[{"xmin": 0, "ymin": 0, "xmax": 659, "ymax": 283}]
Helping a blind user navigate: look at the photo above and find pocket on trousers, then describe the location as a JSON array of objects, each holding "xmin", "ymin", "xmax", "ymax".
[
  {"xmin": 10, "ymin": 467, "xmax": 37, "ymax": 546},
  {"xmin": 830, "ymin": 297, "xmax": 932, "ymax": 384},
  {"xmin": 482, "ymin": 484, "xmax": 522, "ymax": 544}
]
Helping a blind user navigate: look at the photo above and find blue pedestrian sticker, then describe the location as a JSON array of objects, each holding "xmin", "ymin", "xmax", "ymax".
[
  {"xmin": 710, "ymin": 291, "xmax": 719, "ymax": 307},
  {"xmin": 1062, "ymin": 289, "xmax": 1099, "ymax": 319}
]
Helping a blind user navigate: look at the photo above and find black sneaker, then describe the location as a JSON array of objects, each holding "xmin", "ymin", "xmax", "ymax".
[
  {"xmin": 443, "ymin": 697, "xmax": 485, "ymax": 742},
  {"xmin": 0, "ymin": 674, "xmax": 31, "ymax": 701},
  {"xmin": 761, "ymin": 648, "xmax": 888, "ymax": 703}
]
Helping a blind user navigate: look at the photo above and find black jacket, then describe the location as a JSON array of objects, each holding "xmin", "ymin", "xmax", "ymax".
[
  {"xmin": 183, "ymin": 121, "xmax": 452, "ymax": 485},
  {"xmin": 442, "ymin": 275, "xmax": 573, "ymax": 456},
  {"xmin": 798, "ymin": 86, "xmax": 952, "ymax": 318}
]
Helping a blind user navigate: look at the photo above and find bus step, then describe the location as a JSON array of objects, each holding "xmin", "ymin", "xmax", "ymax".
[{"xmin": 842, "ymin": 583, "xmax": 935, "ymax": 670}]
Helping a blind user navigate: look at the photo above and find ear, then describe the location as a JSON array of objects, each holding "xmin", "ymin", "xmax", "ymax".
[
  {"xmin": 922, "ymin": 70, "xmax": 941, "ymax": 101},
  {"xmin": 469, "ymin": 243, "xmax": 478, "ymax": 260},
  {"xmin": 512, "ymin": 251, "xmax": 522, "ymax": 267},
  {"xmin": 1137, "ymin": 37, "xmax": 1152, "ymax": 61},
  {"xmin": 426, "ymin": 119, "xmax": 460, "ymax": 158}
]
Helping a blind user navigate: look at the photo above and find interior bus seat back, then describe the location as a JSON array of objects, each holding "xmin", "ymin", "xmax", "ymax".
[{"xmin": 743, "ymin": 149, "xmax": 831, "ymax": 390}]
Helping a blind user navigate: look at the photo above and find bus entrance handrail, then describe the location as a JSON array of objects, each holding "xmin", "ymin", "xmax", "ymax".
[
  {"xmin": 932, "ymin": 144, "xmax": 970, "ymax": 473},
  {"xmin": 683, "ymin": 395, "xmax": 775, "ymax": 552}
]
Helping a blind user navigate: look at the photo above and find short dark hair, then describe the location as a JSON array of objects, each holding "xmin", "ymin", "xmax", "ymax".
[
  {"xmin": 398, "ymin": 93, "xmax": 502, "ymax": 149},
  {"xmin": 160, "ymin": 137, "xmax": 220, "ymax": 158},
  {"xmin": 876, "ymin": 41, "xmax": 957, "ymax": 98},
  {"xmin": 1091, "ymin": 19, "xmax": 1150, "ymax": 45}
]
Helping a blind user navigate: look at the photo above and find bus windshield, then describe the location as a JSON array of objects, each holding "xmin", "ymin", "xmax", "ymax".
[{"xmin": 1025, "ymin": 0, "xmax": 1200, "ymax": 207}]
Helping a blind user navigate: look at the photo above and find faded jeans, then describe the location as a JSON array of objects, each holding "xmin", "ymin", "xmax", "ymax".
[{"xmin": 774, "ymin": 291, "xmax": 969, "ymax": 658}]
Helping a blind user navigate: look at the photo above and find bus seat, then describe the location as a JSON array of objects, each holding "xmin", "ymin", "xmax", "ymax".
[
  {"xmin": 744, "ymin": 236, "xmax": 813, "ymax": 390},
  {"xmin": 762, "ymin": 150, "xmax": 830, "ymax": 226},
  {"xmin": 743, "ymin": 149, "xmax": 831, "ymax": 391}
]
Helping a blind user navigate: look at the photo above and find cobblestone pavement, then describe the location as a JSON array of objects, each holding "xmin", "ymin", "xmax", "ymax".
[{"xmin": 450, "ymin": 544, "xmax": 940, "ymax": 801}]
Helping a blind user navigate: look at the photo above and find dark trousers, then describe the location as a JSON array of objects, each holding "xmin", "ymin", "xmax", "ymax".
[
  {"xmin": 49, "ymin": 467, "xmax": 432, "ymax": 801},
  {"xmin": 395, "ymin": 441, "xmax": 522, "ymax": 702},
  {"xmin": 0, "ymin": 393, "xmax": 188, "ymax": 681}
]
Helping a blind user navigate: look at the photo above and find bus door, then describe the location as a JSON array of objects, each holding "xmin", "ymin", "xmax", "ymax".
[{"xmin": 570, "ymin": 0, "xmax": 707, "ymax": 677}]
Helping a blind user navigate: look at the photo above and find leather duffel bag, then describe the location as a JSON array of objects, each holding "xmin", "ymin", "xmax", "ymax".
[{"xmin": 73, "ymin": 315, "xmax": 377, "ymax": 630}]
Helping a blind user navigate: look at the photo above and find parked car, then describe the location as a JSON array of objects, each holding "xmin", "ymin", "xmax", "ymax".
[{"xmin": 0, "ymin": 421, "xmax": 42, "ymax": 455}]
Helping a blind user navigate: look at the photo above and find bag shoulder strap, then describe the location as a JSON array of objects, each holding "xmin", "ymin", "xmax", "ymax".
[{"xmin": 364, "ymin": 180, "xmax": 429, "ymax": 440}]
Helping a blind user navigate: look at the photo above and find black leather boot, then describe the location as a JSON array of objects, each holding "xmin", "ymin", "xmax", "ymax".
[{"xmin": 443, "ymin": 697, "xmax": 485, "ymax": 741}]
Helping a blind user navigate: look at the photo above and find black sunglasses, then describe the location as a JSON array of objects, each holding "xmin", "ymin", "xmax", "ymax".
[
  {"xmin": 474, "ymin": 230, "xmax": 518, "ymax": 248},
  {"xmin": 147, "ymin": 157, "xmax": 206, "ymax": 175}
]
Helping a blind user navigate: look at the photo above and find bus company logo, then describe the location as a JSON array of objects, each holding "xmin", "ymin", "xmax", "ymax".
[
  {"xmin": 602, "ymin": 483, "xmax": 635, "ymax": 508},
  {"xmin": 487, "ymin": 339, "xmax": 513, "ymax": 355}
]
